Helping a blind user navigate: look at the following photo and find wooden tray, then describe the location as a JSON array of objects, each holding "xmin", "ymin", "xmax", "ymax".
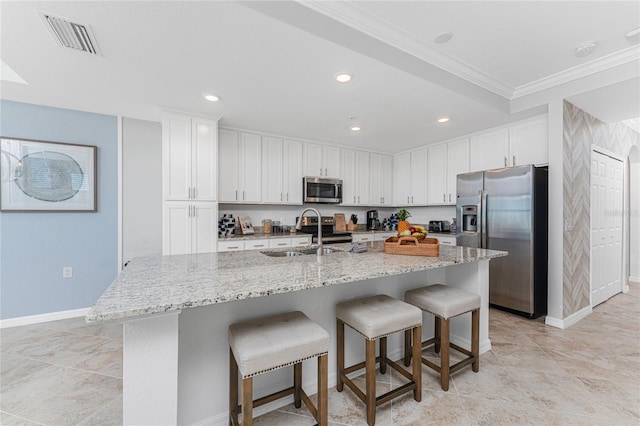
[{"xmin": 384, "ymin": 236, "xmax": 440, "ymax": 257}]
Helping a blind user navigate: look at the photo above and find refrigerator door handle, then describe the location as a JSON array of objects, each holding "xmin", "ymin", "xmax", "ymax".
[
  {"xmin": 477, "ymin": 190, "xmax": 483, "ymax": 248},
  {"xmin": 481, "ymin": 191, "xmax": 488, "ymax": 249}
]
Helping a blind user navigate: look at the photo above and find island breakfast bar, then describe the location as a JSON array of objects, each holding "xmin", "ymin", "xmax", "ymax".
[{"xmin": 87, "ymin": 242, "xmax": 506, "ymax": 425}]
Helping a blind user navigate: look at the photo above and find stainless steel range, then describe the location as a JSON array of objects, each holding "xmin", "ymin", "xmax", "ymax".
[{"xmin": 296, "ymin": 216, "xmax": 353, "ymax": 244}]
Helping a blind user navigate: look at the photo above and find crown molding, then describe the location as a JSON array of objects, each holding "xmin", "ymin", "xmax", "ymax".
[
  {"xmin": 298, "ymin": 1, "xmax": 640, "ymax": 102},
  {"xmin": 512, "ymin": 46, "xmax": 640, "ymax": 99}
]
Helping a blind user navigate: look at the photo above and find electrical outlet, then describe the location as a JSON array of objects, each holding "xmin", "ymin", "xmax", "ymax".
[{"xmin": 63, "ymin": 267, "xmax": 73, "ymax": 278}]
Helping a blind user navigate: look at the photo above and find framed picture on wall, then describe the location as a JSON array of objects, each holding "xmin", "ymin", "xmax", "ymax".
[{"xmin": 0, "ymin": 137, "xmax": 97, "ymax": 212}]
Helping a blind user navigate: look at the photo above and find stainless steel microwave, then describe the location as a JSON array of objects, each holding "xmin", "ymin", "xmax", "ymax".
[{"xmin": 303, "ymin": 176, "xmax": 342, "ymax": 204}]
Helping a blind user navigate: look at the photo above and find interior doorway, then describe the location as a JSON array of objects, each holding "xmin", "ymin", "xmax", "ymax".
[
  {"xmin": 628, "ymin": 146, "xmax": 640, "ymax": 283},
  {"xmin": 591, "ymin": 148, "xmax": 624, "ymax": 307}
]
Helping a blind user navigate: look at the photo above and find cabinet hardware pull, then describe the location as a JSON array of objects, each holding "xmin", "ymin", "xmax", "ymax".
[
  {"xmin": 407, "ymin": 196, "xmax": 410, "ymax": 203},
  {"xmin": 449, "ymin": 194, "xmax": 452, "ymax": 203},
  {"xmin": 192, "ymin": 187, "xmax": 195, "ymax": 199},
  {"xmin": 411, "ymin": 196, "xmax": 414, "ymax": 203},
  {"xmin": 243, "ymin": 190, "xmax": 246, "ymax": 200},
  {"xmin": 187, "ymin": 205, "xmax": 190, "ymax": 217},
  {"xmin": 280, "ymin": 193, "xmax": 283, "ymax": 201},
  {"xmin": 325, "ymin": 168, "xmax": 328, "ymax": 176},
  {"xmin": 235, "ymin": 190, "xmax": 238, "ymax": 201},
  {"xmin": 354, "ymin": 196, "xmax": 356, "ymax": 203},
  {"xmin": 229, "ymin": 246, "xmax": 239, "ymax": 249},
  {"xmin": 286, "ymin": 193, "xmax": 289, "ymax": 201},
  {"xmin": 358, "ymin": 196, "xmax": 360, "ymax": 203},
  {"xmin": 443, "ymin": 194, "xmax": 446, "ymax": 203},
  {"xmin": 504, "ymin": 156, "xmax": 507, "ymax": 167},
  {"xmin": 192, "ymin": 206, "xmax": 195, "ymax": 217},
  {"xmin": 320, "ymin": 168, "xmax": 323, "ymax": 176},
  {"xmin": 256, "ymin": 244, "xmax": 265, "ymax": 247},
  {"xmin": 513, "ymin": 155, "xmax": 516, "ymax": 166}
]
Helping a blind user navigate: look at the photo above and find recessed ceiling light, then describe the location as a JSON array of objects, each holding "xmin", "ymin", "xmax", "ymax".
[
  {"xmin": 350, "ymin": 125, "xmax": 361, "ymax": 132},
  {"xmin": 336, "ymin": 73, "xmax": 352, "ymax": 83},
  {"xmin": 434, "ymin": 32, "xmax": 453, "ymax": 44},
  {"xmin": 575, "ymin": 41, "xmax": 597, "ymax": 57},
  {"xmin": 438, "ymin": 116, "xmax": 450, "ymax": 123},
  {"xmin": 203, "ymin": 94, "xmax": 219, "ymax": 102}
]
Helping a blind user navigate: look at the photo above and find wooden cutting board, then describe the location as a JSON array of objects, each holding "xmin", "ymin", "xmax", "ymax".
[{"xmin": 334, "ymin": 213, "xmax": 346, "ymax": 232}]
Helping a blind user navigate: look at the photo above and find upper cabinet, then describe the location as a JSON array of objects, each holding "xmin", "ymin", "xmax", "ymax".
[
  {"xmin": 262, "ymin": 137, "xmax": 303, "ymax": 204},
  {"xmin": 393, "ymin": 147, "xmax": 428, "ymax": 206},
  {"xmin": 218, "ymin": 129, "xmax": 262, "ymax": 203},
  {"xmin": 446, "ymin": 138, "xmax": 470, "ymax": 204},
  {"xmin": 427, "ymin": 139, "xmax": 469, "ymax": 205},
  {"xmin": 370, "ymin": 153, "xmax": 393, "ymax": 206},
  {"xmin": 470, "ymin": 115, "xmax": 548, "ymax": 172},
  {"xmin": 341, "ymin": 149, "xmax": 370, "ymax": 205},
  {"xmin": 303, "ymin": 143, "xmax": 341, "ymax": 178},
  {"xmin": 162, "ymin": 112, "xmax": 218, "ymax": 201}
]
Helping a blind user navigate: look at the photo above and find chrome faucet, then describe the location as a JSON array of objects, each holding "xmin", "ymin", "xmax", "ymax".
[{"xmin": 296, "ymin": 207, "xmax": 323, "ymax": 256}]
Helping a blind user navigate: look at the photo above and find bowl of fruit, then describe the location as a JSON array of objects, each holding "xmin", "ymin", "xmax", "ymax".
[{"xmin": 398, "ymin": 224, "xmax": 427, "ymax": 240}]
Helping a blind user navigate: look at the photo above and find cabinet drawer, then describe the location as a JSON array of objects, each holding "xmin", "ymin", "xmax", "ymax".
[
  {"xmin": 374, "ymin": 232, "xmax": 396, "ymax": 241},
  {"xmin": 437, "ymin": 236, "xmax": 456, "ymax": 246},
  {"xmin": 353, "ymin": 234, "xmax": 373, "ymax": 243},
  {"xmin": 268, "ymin": 239, "xmax": 291, "ymax": 249},
  {"xmin": 218, "ymin": 241, "xmax": 244, "ymax": 252},
  {"xmin": 291, "ymin": 237, "xmax": 311, "ymax": 247},
  {"xmin": 245, "ymin": 240, "xmax": 269, "ymax": 250}
]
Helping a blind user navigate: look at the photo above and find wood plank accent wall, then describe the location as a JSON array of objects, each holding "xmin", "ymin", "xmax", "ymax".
[{"xmin": 562, "ymin": 101, "xmax": 640, "ymax": 318}]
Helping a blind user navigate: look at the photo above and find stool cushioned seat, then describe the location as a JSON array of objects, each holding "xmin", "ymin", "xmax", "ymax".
[
  {"xmin": 405, "ymin": 284, "xmax": 480, "ymax": 319},
  {"xmin": 336, "ymin": 294, "xmax": 422, "ymax": 340},
  {"xmin": 229, "ymin": 311, "xmax": 329, "ymax": 378}
]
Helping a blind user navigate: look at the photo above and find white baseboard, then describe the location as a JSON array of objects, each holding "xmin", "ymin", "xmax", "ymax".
[
  {"xmin": 629, "ymin": 276, "xmax": 640, "ymax": 284},
  {"xmin": 0, "ymin": 308, "xmax": 89, "ymax": 329},
  {"xmin": 545, "ymin": 305, "xmax": 592, "ymax": 329}
]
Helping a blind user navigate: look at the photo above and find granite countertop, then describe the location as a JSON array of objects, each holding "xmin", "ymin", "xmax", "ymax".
[{"xmin": 87, "ymin": 242, "xmax": 506, "ymax": 323}]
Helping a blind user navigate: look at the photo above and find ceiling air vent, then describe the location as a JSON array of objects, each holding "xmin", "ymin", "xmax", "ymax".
[{"xmin": 40, "ymin": 12, "xmax": 101, "ymax": 55}]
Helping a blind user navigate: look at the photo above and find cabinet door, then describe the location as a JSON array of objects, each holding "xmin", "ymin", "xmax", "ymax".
[
  {"xmin": 163, "ymin": 114, "xmax": 191, "ymax": 200},
  {"xmin": 469, "ymin": 129, "xmax": 509, "ymax": 172},
  {"xmin": 394, "ymin": 152, "xmax": 411, "ymax": 205},
  {"xmin": 355, "ymin": 151, "xmax": 370, "ymax": 204},
  {"xmin": 268, "ymin": 239, "xmax": 291, "ymax": 249},
  {"xmin": 262, "ymin": 136, "xmax": 284, "ymax": 203},
  {"xmin": 509, "ymin": 116, "xmax": 548, "ymax": 166},
  {"xmin": 374, "ymin": 232, "xmax": 395, "ymax": 241},
  {"xmin": 353, "ymin": 233, "xmax": 373, "ymax": 243},
  {"xmin": 192, "ymin": 203, "xmax": 217, "ymax": 254},
  {"xmin": 218, "ymin": 129, "xmax": 240, "ymax": 202},
  {"xmin": 283, "ymin": 140, "xmax": 303, "ymax": 204},
  {"xmin": 240, "ymin": 132, "xmax": 262, "ymax": 202},
  {"xmin": 163, "ymin": 202, "xmax": 191, "ymax": 255},
  {"xmin": 291, "ymin": 236, "xmax": 311, "ymax": 247},
  {"xmin": 410, "ymin": 147, "xmax": 428, "ymax": 204},
  {"xmin": 341, "ymin": 149, "xmax": 356, "ymax": 205},
  {"xmin": 446, "ymin": 138, "xmax": 469, "ymax": 205},
  {"xmin": 246, "ymin": 240, "xmax": 270, "ymax": 250},
  {"xmin": 191, "ymin": 118, "xmax": 217, "ymax": 201},
  {"xmin": 303, "ymin": 143, "xmax": 323, "ymax": 177},
  {"xmin": 370, "ymin": 153, "xmax": 383, "ymax": 205},
  {"xmin": 323, "ymin": 146, "xmax": 342, "ymax": 178},
  {"xmin": 379, "ymin": 154, "xmax": 393, "ymax": 206},
  {"xmin": 218, "ymin": 240, "xmax": 244, "ymax": 252},
  {"xmin": 437, "ymin": 236, "xmax": 456, "ymax": 246},
  {"xmin": 427, "ymin": 144, "xmax": 447, "ymax": 204}
]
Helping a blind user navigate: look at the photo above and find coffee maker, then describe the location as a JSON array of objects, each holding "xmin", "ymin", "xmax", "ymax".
[{"xmin": 366, "ymin": 210, "xmax": 379, "ymax": 230}]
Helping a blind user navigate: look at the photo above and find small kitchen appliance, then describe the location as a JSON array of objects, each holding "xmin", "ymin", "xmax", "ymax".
[
  {"xmin": 428, "ymin": 220, "xmax": 451, "ymax": 233},
  {"xmin": 303, "ymin": 176, "xmax": 342, "ymax": 204},
  {"xmin": 366, "ymin": 210, "xmax": 379, "ymax": 230}
]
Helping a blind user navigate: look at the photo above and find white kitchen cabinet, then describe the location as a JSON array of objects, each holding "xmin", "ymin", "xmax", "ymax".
[
  {"xmin": 303, "ymin": 143, "xmax": 341, "ymax": 178},
  {"xmin": 163, "ymin": 201, "xmax": 217, "ymax": 255},
  {"xmin": 262, "ymin": 137, "xmax": 303, "ymax": 204},
  {"xmin": 341, "ymin": 149, "xmax": 370, "ymax": 205},
  {"xmin": 291, "ymin": 236, "xmax": 312, "ymax": 247},
  {"xmin": 246, "ymin": 240, "xmax": 269, "ymax": 250},
  {"xmin": 217, "ymin": 240, "xmax": 245, "ymax": 252},
  {"xmin": 469, "ymin": 128, "xmax": 509, "ymax": 172},
  {"xmin": 374, "ymin": 232, "xmax": 396, "ymax": 241},
  {"xmin": 436, "ymin": 235, "xmax": 456, "ymax": 246},
  {"xmin": 446, "ymin": 138, "xmax": 470, "ymax": 205},
  {"xmin": 394, "ymin": 147, "xmax": 428, "ymax": 205},
  {"xmin": 427, "ymin": 144, "xmax": 447, "ymax": 204},
  {"xmin": 218, "ymin": 129, "xmax": 262, "ymax": 203},
  {"xmin": 162, "ymin": 112, "xmax": 218, "ymax": 201},
  {"xmin": 352, "ymin": 233, "xmax": 374, "ymax": 243},
  {"xmin": 370, "ymin": 153, "xmax": 393, "ymax": 206},
  {"xmin": 469, "ymin": 116, "xmax": 548, "ymax": 172},
  {"xmin": 268, "ymin": 239, "xmax": 291, "ymax": 249},
  {"xmin": 218, "ymin": 236, "xmax": 311, "ymax": 252},
  {"xmin": 509, "ymin": 116, "xmax": 548, "ymax": 166}
]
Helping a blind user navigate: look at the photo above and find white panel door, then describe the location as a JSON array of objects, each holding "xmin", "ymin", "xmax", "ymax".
[
  {"xmin": 240, "ymin": 132, "xmax": 262, "ymax": 202},
  {"xmin": 192, "ymin": 203, "xmax": 217, "ymax": 254},
  {"xmin": 469, "ymin": 129, "xmax": 509, "ymax": 172},
  {"xmin": 303, "ymin": 143, "xmax": 323, "ymax": 177},
  {"xmin": 591, "ymin": 151, "xmax": 623, "ymax": 306},
  {"xmin": 218, "ymin": 129, "xmax": 240, "ymax": 202},
  {"xmin": 324, "ymin": 145, "xmax": 342, "ymax": 178},
  {"xmin": 410, "ymin": 147, "xmax": 428, "ymax": 204},
  {"xmin": 163, "ymin": 202, "xmax": 190, "ymax": 255},
  {"xmin": 394, "ymin": 152, "xmax": 411, "ymax": 205},
  {"xmin": 283, "ymin": 139, "xmax": 303, "ymax": 204},
  {"xmin": 427, "ymin": 144, "xmax": 447, "ymax": 204},
  {"xmin": 370, "ymin": 153, "xmax": 392, "ymax": 206},
  {"xmin": 446, "ymin": 138, "xmax": 469, "ymax": 204},
  {"xmin": 262, "ymin": 136, "xmax": 284, "ymax": 203},
  {"xmin": 341, "ymin": 149, "xmax": 356, "ymax": 205},
  {"xmin": 191, "ymin": 118, "xmax": 217, "ymax": 200},
  {"xmin": 355, "ymin": 150, "xmax": 370, "ymax": 205}
]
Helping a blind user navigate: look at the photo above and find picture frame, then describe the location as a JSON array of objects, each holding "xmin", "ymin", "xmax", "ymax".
[
  {"xmin": 237, "ymin": 216, "xmax": 255, "ymax": 234},
  {"xmin": 0, "ymin": 137, "xmax": 97, "ymax": 212}
]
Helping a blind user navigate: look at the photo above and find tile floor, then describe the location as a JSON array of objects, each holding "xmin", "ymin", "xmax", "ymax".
[{"xmin": 1, "ymin": 283, "xmax": 638, "ymax": 425}]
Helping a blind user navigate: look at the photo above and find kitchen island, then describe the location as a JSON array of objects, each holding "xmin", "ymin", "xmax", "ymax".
[{"xmin": 87, "ymin": 242, "xmax": 506, "ymax": 425}]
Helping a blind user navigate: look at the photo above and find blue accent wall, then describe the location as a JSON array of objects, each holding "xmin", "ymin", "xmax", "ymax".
[{"xmin": 0, "ymin": 100, "xmax": 118, "ymax": 319}]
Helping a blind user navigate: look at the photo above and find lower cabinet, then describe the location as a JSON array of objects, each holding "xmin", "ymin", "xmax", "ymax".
[
  {"xmin": 218, "ymin": 236, "xmax": 311, "ymax": 252},
  {"xmin": 163, "ymin": 202, "xmax": 217, "ymax": 255},
  {"xmin": 352, "ymin": 232, "xmax": 395, "ymax": 243},
  {"xmin": 352, "ymin": 233, "xmax": 374, "ymax": 243},
  {"xmin": 374, "ymin": 232, "xmax": 396, "ymax": 241},
  {"xmin": 436, "ymin": 235, "xmax": 456, "ymax": 246}
]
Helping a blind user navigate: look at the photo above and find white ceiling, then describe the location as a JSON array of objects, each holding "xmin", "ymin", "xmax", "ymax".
[{"xmin": 1, "ymin": 1, "xmax": 638, "ymax": 153}]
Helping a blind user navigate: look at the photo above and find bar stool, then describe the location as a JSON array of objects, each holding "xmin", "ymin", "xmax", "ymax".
[
  {"xmin": 229, "ymin": 311, "xmax": 329, "ymax": 426},
  {"xmin": 336, "ymin": 294, "xmax": 422, "ymax": 426},
  {"xmin": 404, "ymin": 284, "xmax": 480, "ymax": 391}
]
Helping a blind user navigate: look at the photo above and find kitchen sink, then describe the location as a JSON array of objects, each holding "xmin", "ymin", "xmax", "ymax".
[{"xmin": 261, "ymin": 246, "xmax": 344, "ymax": 257}]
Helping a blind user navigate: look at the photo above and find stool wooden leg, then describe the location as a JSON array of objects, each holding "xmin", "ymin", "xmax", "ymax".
[
  {"xmin": 412, "ymin": 325, "xmax": 422, "ymax": 402},
  {"xmin": 365, "ymin": 339, "xmax": 376, "ymax": 426},
  {"xmin": 242, "ymin": 377, "xmax": 253, "ymax": 426},
  {"xmin": 294, "ymin": 362, "xmax": 302, "ymax": 408},
  {"xmin": 472, "ymin": 309, "xmax": 480, "ymax": 373},
  {"xmin": 318, "ymin": 354, "xmax": 328, "ymax": 426},
  {"xmin": 229, "ymin": 349, "xmax": 238, "ymax": 426},
  {"xmin": 403, "ymin": 329, "xmax": 412, "ymax": 367},
  {"xmin": 440, "ymin": 318, "xmax": 450, "ymax": 391},
  {"xmin": 379, "ymin": 336, "xmax": 387, "ymax": 374},
  {"xmin": 434, "ymin": 317, "xmax": 441, "ymax": 353},
  {"xmin": 337, "ymin": 319, "xmax": 344, "ymax": 392}
]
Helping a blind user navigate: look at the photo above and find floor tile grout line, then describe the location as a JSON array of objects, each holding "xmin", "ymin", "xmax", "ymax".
[
  {"xmin": 3, "ymin": 352, "xmax": 123, "ymax": 381},
  {"xmin": 0, "ymin": 409, "xmax": 48, "ymax": 426},
  {"xmin": 74, "ymin": 394, "xmax": 122, "ymax": 426}
]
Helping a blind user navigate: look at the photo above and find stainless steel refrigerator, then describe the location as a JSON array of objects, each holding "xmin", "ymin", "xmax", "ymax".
[{"xmin": 456, "ymin": 165, "xmax": 548, "ymax": 318}]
